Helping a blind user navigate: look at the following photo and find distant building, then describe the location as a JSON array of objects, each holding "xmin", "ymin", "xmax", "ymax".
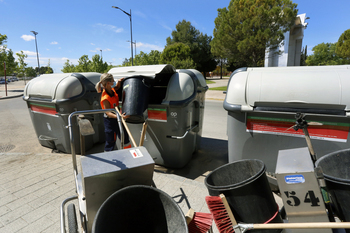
[{"xmin": 265, "ymin": 13, "xmax": 309, "ymax": 67}]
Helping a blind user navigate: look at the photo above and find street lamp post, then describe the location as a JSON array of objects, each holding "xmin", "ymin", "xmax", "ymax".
[
  {"xmin": 127, "ymin": 40, "xmax": 136, "ymax": 65},
  {"xmin": 112, "ymin": 6, "xmax": 133, "ymax": 66},
  {"xmin": 100, "ymin": 49, "xmax": 103, "ymax": 60},
  {"xmin": 30, "ymin": 31, "xmax": 40, "ymax": 75}
]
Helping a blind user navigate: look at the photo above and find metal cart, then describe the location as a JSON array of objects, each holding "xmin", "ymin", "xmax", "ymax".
[{"xmin": 60, "ymin": 109, "xmax": 155, "ymax": 233}]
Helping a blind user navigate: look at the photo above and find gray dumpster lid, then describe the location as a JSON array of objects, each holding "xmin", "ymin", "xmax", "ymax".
[
  {"xmin": 23, "ymin": 72, "xmax": 101, "ymax": 101},
  {"xmin": 108, "ymin": 64, "xmax": 176, "ymax": 79},
  {"xmin": 224, "ymin": 65, "xmax": 350, "ymax": 115}
]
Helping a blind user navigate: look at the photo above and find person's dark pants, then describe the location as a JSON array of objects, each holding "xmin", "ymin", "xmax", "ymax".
[{"xmin": 103, "ymin": 117, "xmax": 130, "ymax": 151}]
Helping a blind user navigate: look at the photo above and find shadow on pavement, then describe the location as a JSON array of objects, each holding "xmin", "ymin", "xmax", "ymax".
[{"xmin": 154, "ymin": 137, "xmax": 228, "ymax": 181}]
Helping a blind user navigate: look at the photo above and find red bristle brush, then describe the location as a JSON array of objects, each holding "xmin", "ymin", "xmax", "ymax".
[
  {"xmin": 205, "ymin": 194, "xmax": 237, "ymax": 233},
  {"xmin": 186, "ymin": 208, "xmax": 213, "ymax": 233}
]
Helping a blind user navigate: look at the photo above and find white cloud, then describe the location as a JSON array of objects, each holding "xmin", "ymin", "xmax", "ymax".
[
  {"xmin": 91, "ymin": 43, "xmax": 95, "ymax": 46},
  {"xmin": 90, "ymin": 48, "xmax": 111, "ymax": 53},
  {"xmin": 50, "ymin": 41, "xmax": 58, "ymax": 45},
  {"xmin": 90, "ymin": 47, "xmax": 102, "ymax": 53},
  {"xmin": 95, "ymin": 23, "xmax": 123, "ymax": 33},
  {"xmin": 22, "ymin": 50, "xmax": 38, "ymax": 56},
  {"xmin": 137, "ymin": 42, "xmax": 163, "ymax": 51},
  {"xmin": 160, "ymin": 23, "xmax": 172, "ymax": 31},
  {"xmin": 134, "ymin": 10, "xmax": 147, "ymax": 19},
  {"xmin": 21, "ymin": 35, "xmax": 35, "ymax": 41}
]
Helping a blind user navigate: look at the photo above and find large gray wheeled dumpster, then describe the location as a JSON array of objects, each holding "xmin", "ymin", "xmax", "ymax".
[
  {"xmin": 109, "ymin": 65, "xmax": 208, "ymax": 168},
  {"xmin": 23, "ymin": 72, "xmax": 105, "ymax": 154},
  {"xmin": 224, "ymin": 65, "xmax": 350, "ymax": 173}
]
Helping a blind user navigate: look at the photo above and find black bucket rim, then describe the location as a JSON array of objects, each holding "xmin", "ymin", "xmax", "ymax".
[
  {"xmin": 205, "ymin": 159, "xmax": 266, "ymax": 190},
  {"xmin": 92, "ymin": 185, "xmax": 188, "ymax": 233},
  {"xmin": 315, "ymin": 148, "xmax": 350, "ymax": 184}
]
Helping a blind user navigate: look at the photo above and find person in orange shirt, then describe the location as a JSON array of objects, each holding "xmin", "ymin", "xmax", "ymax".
[{"xmin": 95, "ymin": 73, "xmax": 129, "ymax": 151}]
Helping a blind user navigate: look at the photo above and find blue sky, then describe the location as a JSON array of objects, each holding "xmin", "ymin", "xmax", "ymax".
[{"xmin": 1, "ymin": 0, "xmax": 350, "ymax": 73}]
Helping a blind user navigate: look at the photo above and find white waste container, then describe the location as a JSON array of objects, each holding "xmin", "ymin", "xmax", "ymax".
[{"xmin": 224, "ymin": 65, "xmax": 350, "ymax": 173}]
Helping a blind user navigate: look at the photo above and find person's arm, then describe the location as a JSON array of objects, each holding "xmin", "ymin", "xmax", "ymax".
[
  {"xmin": 113, "ymin": 77, "xmax": 125, "ymax": 91},
  {"xmin": 102, "ymin": 99, "xmax": 129, "ymax": 119}
]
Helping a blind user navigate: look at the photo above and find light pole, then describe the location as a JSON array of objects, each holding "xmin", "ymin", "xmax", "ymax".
[
  {"xmin": 112, "ymin": 6, "xmax": 133, "ymax": 66},
  {"xmin": 127, "ymin": 40, "xmax": 136, "ymax": 65},
  {"xmin": 30, "ymin": 31, "xmax": 40, "ymax": 75},
  {"xmin": 100, "ymin": 49, "xmax": 103, "ymax": 60}
]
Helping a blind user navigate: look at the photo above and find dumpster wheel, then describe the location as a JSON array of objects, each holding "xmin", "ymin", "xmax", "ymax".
[{"xmin": 67, "ymin": 203, "xmax": 78, "ymax": 233}]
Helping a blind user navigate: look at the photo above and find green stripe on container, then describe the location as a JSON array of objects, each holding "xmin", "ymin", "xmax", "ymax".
[
  {"xmin": 148, "ymin": 108, "xmax": 166, "ymax": 112},
  {"xmin": 30, "ymin": 102, "xmax": 55, "ymax": 109}
]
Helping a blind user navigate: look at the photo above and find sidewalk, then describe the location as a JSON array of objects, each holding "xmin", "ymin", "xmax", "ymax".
[{"xmin": 0, "ymin": 80, "xmax": 26, "ymax": 99}]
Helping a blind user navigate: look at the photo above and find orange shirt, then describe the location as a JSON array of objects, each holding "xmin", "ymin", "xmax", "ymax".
[{"xmin": 100, "ymin": 88, "xmax": 119, "ymax": 109}]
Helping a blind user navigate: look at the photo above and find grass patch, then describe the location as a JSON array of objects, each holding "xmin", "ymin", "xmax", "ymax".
[
  {"xmin": 206, "ymin": 80, "xmax": 215, "ymax": 84},
  {"xmin": 209, "ymin": 86, "xmax": 227, "ymax": 91}
]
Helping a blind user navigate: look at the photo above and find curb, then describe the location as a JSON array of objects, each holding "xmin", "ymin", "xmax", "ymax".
[{"xmin": 0, "ymin": 93, "xmax": 23, "ymax": 100}]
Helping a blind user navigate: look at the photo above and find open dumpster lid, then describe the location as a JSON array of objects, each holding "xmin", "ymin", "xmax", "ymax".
[
  {"xmin": 224, "ymin": 65, "xmax": 350, "ymax": 115},
  {"xmin": 108, "ymin": 64, "xmax": 176, "ymax": 79}
]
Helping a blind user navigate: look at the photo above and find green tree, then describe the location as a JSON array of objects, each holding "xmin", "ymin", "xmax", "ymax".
[
  {"xmin": 300, "ymin": 45, "xmax": 308, "ymax": 66},
  {"xmin": 0, "ymin": 34, "xmax": 6, "ymax": 46},
  {"xmin": 36, "ymin": 66, "xmax": 53, "ymax": 74},
  {"xmin": 134, "ymin": 50, "xmax": 162, "ymax": 66},
  {"xmin": 0, "ymin": 34, "xmax": 18, "ymax": 76},
  {"xmin": 90, "ymin": 54, "xmax": 109, "ymax": 73},
  {"xmin": 160, "ymin": 43, "xmax": 195, "ymax": 69},
  {"xmin": 16, "ymin": 51, "xmax": 28, "ymax": 77},
  {"xmin": 45, "ymin": 59, "xmax": 52, "ymax": 74},
  {"xmin": 166, "ymin": 20, "xmax": 217, "ymax": 75},
  {"xmin": 76, "ymin": 55, "xmax": 91, "ymax": 72},
  {"xmin": 211, "ymin": 0, "xmax": 298, "ymax": 67},
  {"xmin": 4, "ymin": 50, "xmax": 17, "ymax": 75},
  {"xmin": 121, "ymin": 57, "xmax": 132, "ymax": 66},
  {"xmin": 336, "ymin": 29, "xmax": 350, "ymax": 60},
  {"xmin": 306, "ymin": 43, "xmax": 345, "ymax": 66},
  {"xmin": 61, "ymin": 59, "xmax": 76, "ymax": 73},
  {"xmin": 25, "ymin": 67, "xmax": 37, "ymax": 77}
]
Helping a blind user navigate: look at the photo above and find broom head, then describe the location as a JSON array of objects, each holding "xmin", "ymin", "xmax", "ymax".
[{"xmin": 205, "ymin": 195, "xmax": 234, "ymax": 233}]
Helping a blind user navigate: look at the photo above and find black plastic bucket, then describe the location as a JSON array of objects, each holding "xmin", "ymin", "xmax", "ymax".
[
  {"xmin": 92, "ymin": 185, "xmax": 188, "ymax": 233},
  {"xmin": 122, "ymin": 76, "xmax": 150, "ymax": 123},
  {"xmin": 205, "ymin": 159, "xmax": 282, "ymax": 233},
  {"xmin": 316, "ymin": 149, "xmax": 350, "ymax": 222}
]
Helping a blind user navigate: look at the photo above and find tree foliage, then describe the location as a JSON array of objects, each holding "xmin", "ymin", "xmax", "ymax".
[
  {"xmin": 306, "ymin": 42, "xmax": 347, "ymax": 66},
  {"xmin": 16, "ymin": 51, "xmax": 28, "ymax": 77},
  {"xmin": 25, "ymin": 67, "xmax": 37, "ymax": 77},
  {"xmin": 336, "ymin": 29, "xmax": 350, "ymax": 59},
  {"xmin": 160, "ymin": 43, "xmax": 195, "ymax": 69},
  {"xmin": 61, "ymin": 54, "xmax": 111, "ymax": 73},
  {"xmin": 300, "ymin": 45, "xmax": 308, "ymax": 66},
  {"xmin": 0, "ymin": 34, "xmax": 18, "ymax": 76},
  {"xmin": 166, "ymin": 20, "xmax": 217, "ymax": 74},
  {"xmin": 122, "ymin": 50, "xmax": 162, "ymax": 66},
  {"xmin": 36, "ymin": 66, "xmax": 53, "ymax": 74},
  {"xmin": 211, "ymin": 0, "xmax": 298, "ymax": 67}
]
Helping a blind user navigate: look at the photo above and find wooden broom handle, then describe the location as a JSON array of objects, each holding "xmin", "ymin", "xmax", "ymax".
[
  {"xmin": 115, "ymin": 107, "xmax": 137, "ymax": 148},
  {"xmin": 139, "ymin": 121, "xmax": 148, "ymax": 146},
  {"xmin": 252, "ymin": 222, "xmax": 350, "ymax": 229}
]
